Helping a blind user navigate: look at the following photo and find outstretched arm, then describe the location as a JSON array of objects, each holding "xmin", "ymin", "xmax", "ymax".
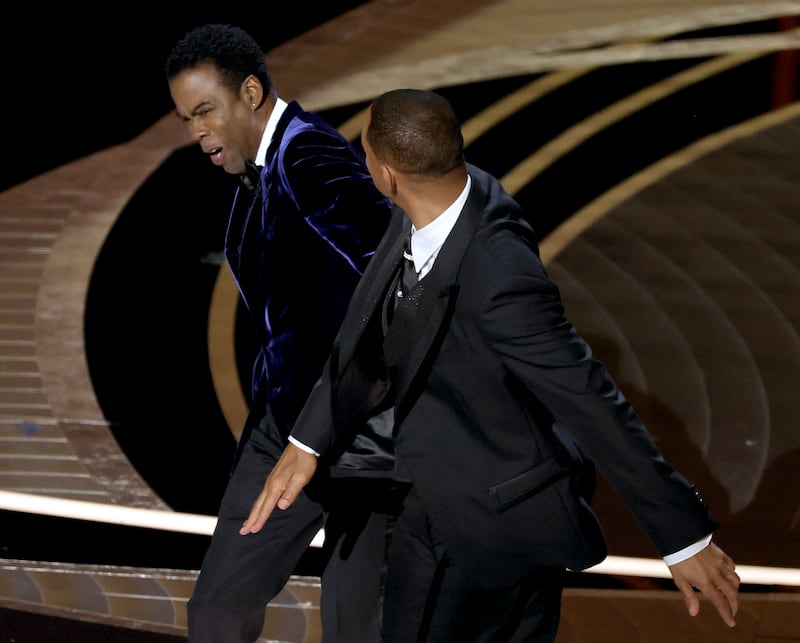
[
  {"xmin": 668, "ymin": 541, "xmax": 740, "ymax": 627},
  {"xmin": 239, "ymin": 443, "xmax": 318, "ymax": 535}
]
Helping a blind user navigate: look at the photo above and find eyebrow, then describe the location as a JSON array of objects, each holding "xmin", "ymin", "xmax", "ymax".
[
  {"xmin": 191, "ymin": 100, "xmax": 214, "ymax": 115},
  {"xmin": 175, "ymin": 100, "xmax": 215, "ymax": 120}
]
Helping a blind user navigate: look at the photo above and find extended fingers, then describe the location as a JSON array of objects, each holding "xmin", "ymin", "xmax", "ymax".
[
  {"xmin": 677, "ymin": 580, "xmax": 700, "ymax": 617},
  {"xmin": 669, "ymin": 542, "xmax": 741, "ymax": 628},
  {"xmin": 706, "ymin": 579, "xmax": 738, "ymax": 627},
  {"xmin": 273, "ymin": 473, "xmax": 302, "ymax": 509},
  {"xmin": 685, "ymin": 563, "xmax": 740, "ymax": 627},
  {"xmin": 238, "ymin": 446, "xmax": 317, "ymax": 535},
  {"xmin": 715, "ymin": 565, "xmax": 740, "ymax": 625},
  {"xmin": 707, "ymin": 550, "xmax": 740, "ymax": 622},
  {"xmin": 239, "ymin": 485, "xmax": 281, "ymax": 535}
]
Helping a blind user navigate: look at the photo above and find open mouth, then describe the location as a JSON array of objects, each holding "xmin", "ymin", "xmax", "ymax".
[{"xmin": 208, "ymin": 147, "xmax": 223, "ymax": 165}]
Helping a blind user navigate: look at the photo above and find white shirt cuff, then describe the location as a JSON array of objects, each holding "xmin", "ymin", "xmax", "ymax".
[
  {"xmin": 288, "ymin": 435, "xmax": 319, "ymax": 457},
  {"xmin": 663, "ymin": 533, "xmax": 712, "ymax": 566}
]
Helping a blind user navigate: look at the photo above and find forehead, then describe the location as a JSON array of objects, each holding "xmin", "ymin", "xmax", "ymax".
[{"xmin": 170, "ymin": 64, "xmax": 235, "ymax": 109}]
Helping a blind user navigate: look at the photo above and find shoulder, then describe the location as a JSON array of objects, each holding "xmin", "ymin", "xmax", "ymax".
[
  {"xmin": 461, "ymin": 203, "xmax": 551, "ymax": 301},
  {"xmin": 282, "ymin": 102, "xmax": 347, "ymax": 144},
  {"xmin": 468, "ymin": 222, "xmax": 544, "ymax": 282},
  {"xmin": 464, "ymin": 165, "xmax": 541, "ymax": 273},
  {"xmin": 277, "ymin": 113, "xmax": 364, "ymax": 176}
]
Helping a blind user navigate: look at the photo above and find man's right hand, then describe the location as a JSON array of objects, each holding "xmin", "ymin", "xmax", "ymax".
[{"xmin": 239, "ymin": 442, "xmax": 318, "ymax": 535}]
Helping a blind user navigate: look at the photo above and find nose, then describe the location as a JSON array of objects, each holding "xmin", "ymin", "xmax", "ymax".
[{"xmin": 187, "ymin": 120, "xmax": 207, "ymax": 142}]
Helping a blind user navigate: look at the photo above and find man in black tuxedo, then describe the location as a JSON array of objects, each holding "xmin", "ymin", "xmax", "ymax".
[
  {"xmin": 165, "ymin": 24, "xmax": 407, "ymax": 643},
  {"xmin": 241, "ymin": 88, "xmax": 741, "ymax": 641}
]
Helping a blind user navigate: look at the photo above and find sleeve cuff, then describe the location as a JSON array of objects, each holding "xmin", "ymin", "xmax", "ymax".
[
  {"xmin": 288, "ymin": 435, "xmax": 320, "ymax": 457},
  {"xmin": 663, "ymin": 533, "xmax": 712, "ymax": 566}
]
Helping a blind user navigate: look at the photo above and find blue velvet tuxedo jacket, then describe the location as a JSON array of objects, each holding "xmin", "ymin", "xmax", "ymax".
[
  {"xmin": 290, "ymin": 164, "xmax": 719, "ymax": 590},
  {"xmin": 225, "ymin": 100, "xmax": 391, "ymax": 452}
]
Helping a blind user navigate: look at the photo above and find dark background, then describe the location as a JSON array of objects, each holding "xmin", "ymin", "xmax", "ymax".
[{"xmin": 3, "ymin": 5, "xmax": 368, "ymax": 193}]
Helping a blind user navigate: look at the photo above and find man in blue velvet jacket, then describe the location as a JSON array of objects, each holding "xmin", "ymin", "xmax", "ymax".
[{"xmin": 166, "ymin": 23, "xmax": 405, "ymax": 643}]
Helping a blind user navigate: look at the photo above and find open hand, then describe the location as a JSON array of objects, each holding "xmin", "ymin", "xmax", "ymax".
[
  {"xmin": 668, "ymin": 541, "xmax": 740, "ymax": 627},
  {"xmin": 239, "ymin": 443, "xmax": 318, "ymax": 535}
]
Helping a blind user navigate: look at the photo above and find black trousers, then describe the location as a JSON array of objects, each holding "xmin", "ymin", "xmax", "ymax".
[
  {"xmin": 187, "ymin": 409, "xmax": 399, "ymax": 643},
  {"xmin": 382, "ymin": 489, "xmax": 565, "ymax": 643}
]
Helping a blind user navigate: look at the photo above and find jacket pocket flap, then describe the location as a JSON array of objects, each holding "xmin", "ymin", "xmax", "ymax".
[{"xmin": 489, "ymin": 457, "xmax": 567, "ymax": 511}]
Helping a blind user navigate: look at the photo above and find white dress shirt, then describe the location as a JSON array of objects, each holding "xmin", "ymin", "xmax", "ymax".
[{"xmin": 254, "ymin": 96, "xmax": 288, "ymax": 166}]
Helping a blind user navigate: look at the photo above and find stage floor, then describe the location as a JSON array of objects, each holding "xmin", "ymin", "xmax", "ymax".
[{"xmin": 1, "ymin": 1, "xmax": 799, "ymax": 641}]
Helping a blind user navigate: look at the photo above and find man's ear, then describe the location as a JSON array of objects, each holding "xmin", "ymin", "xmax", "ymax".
[
  {"xmin": 242, "ymin": 75, "xmax": 263, "ymax": 109},
  {"xmin": 382, "ymin": 163, "xmax": 398, "ymax": 197}
]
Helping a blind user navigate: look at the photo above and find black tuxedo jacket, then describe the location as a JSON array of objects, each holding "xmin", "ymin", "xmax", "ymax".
[{"xmin": 292, "ymin": 163, "xmax": 718, "ymax": 590}]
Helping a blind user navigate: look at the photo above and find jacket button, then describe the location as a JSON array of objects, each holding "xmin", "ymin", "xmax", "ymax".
[{"xmin": 691, "ymin": 483, "xmax": 706, "ymax": 506}]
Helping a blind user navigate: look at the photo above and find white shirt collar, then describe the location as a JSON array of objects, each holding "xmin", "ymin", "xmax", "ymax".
[
  {"xmin": 254, "ymin": 97, "xmax": 288, "ymax": 167},
  {"xmin": 409, "ymin": 174, "xmax": 471, "ymax": 278}
]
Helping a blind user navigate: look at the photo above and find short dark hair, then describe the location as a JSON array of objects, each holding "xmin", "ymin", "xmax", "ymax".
[
  {"xmin": 164, "ymin": 23, "xmax": 272, "ymax": 97},
  {"xmin": 366, "ymin": 89, "xmax": 464, "ymax": 176}
]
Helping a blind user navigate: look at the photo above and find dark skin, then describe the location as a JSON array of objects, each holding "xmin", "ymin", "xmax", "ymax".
[
  {"xmin": 239, "ymin": 103, "xmax": 742, "ymax": 629},
  {"xmin": 168, "ymin": 62, "xmax": 273, "ymax": 175}
]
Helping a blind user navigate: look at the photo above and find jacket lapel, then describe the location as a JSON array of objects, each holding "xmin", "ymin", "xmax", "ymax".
[
  {"xmin": 336, "ymin": 209, "xmax": 410, "ymax": 361},
  {"xmin": 392, "ymin": 171, "xmax": 487, "ymax": 419},
  {"xmin": 225, "ymin": 104, "xmax": 302, "ymax": 285}
]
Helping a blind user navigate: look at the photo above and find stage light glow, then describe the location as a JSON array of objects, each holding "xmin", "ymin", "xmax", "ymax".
[{"xmin": 0, "ymin": 490, "xmax": 794, "ymax": 584}]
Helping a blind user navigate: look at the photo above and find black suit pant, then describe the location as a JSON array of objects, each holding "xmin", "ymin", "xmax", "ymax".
[
  {"xmin": 382, "ymin": 489, "xmax": 565, "ymax": 643},
  {"xmin": 187, "ymin": 408, "xmax": 395, "ymax": 643}
]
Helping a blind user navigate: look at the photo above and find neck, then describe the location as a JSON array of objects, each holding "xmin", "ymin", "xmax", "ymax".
[{"xmin": 399, "ymin": 165, "xmax": 467, "ymax": 230}]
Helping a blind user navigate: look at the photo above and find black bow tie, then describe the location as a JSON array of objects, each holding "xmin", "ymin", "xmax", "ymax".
[{"xmin": 239, "ymin": 160, "xmax": 262, "ymax": 194}]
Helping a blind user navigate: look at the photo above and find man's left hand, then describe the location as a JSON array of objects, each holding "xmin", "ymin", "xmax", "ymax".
[{"xmin": 668, "ymin": 541, "xmax": 740, "ymax": 627}]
